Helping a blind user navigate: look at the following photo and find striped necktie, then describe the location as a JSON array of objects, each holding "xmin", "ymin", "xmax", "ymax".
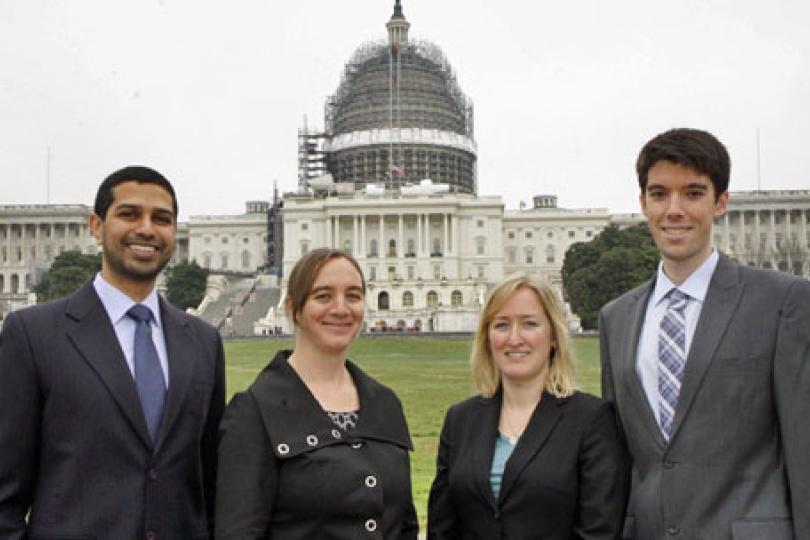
[
  {"xmin": 658, "ymin": 288, "xmax": 688, "ymax": 440},
  {"xmin": 127, "ymin": 304, "xmax": 166, "ymax": 444}
]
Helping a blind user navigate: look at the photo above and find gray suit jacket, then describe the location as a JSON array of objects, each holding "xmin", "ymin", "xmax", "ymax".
[
  {"xmin": 0, "ymin": 282, "xmax": 226, "ymax": 539},
  {"xmin": 599, "ymin": 255, "xmax": 810, "ymax": 540}
]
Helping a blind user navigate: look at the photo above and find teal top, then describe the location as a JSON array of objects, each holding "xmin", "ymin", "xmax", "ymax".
[{"xmin": 490, "ymin": 433, "xmax": 517, "ymax": 499}]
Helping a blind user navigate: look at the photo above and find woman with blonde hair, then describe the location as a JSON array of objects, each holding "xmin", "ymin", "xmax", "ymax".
[
  {"xmin": 216, "ymin": 248, "xmax": 418, "ymax": 539},
  {"xmin": 428, "ymin": 274, "xmax": 628, "ymax": 539}
]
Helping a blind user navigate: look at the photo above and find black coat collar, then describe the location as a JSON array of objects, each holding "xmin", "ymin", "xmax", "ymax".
[
  {"xmin": 249, "ymin": 350, "xmax": 412, "ymax": 458},
  {"xmin": 473, "ymin": 387, "xmax": 568, "ymax": 508}
]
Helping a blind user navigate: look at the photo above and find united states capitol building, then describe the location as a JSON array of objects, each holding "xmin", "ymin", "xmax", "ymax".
[{"xmin": 2, "ymin": 2, "xmax": 809, "ymax": 333}]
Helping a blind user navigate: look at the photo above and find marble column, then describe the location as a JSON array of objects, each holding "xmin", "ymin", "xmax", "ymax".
[
  {"xmin": 379, "ymin": 215, "xmax": 385, "ymax": 259},
  {"xmin": 398, "ymin": 214, "xmax": 403, "ymax": 258}
]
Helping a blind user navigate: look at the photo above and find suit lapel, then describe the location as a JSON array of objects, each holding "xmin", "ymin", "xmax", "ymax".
[
  {"xmin": 65, "ymin": 283, "xmax": 152, "ymax": 447},
  {"xmin": 669, "ymin": 256, "xmax": 743, "ymax": 441},
  {"xmin": 498, "ymin": 392, "xmax": 563, "ymax": 504},
  {"xmin": 154, "ymin": 297, "xmax": 195, "ymax": 452},
  {"xmin": 472, "ymin": 392, "xmax": 501, "ymax": 511},
  {"xmin": 622, "ymin": 280, "xmax": 667, "ymax": 449}
]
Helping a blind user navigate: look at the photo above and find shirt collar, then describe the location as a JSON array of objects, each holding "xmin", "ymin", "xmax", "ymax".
[
  {"xmin": 652, "ymin": 249, "xmax": 719, "ymax": 307},
  {"xmin": 93, "ymin": 273, "xmax": 163, "ymax": 328}
]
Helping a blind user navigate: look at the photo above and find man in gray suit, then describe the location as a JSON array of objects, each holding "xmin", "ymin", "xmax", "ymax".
[
  {"xmin": 600, "ymin": 128, "xmax": 809, "ymax": 539},
  {"xmin": 0, "ymin": 166, "xmax": 225, "ymax": 539}
]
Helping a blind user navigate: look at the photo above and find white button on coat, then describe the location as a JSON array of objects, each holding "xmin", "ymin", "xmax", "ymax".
[
  {"xmin": 277, "ymin": 443, "xmax": 289, "ymax": 455},
  {"xmin": 365, "ymin": 518, "xmax": 377, "ymax": 532},
  {"xmin": 365, "ymin": 475, "xmax": 377, "ymax": 488},
  {"xmin": 306, "ymin": 435, "xmax": 318, "ymax": 446}
]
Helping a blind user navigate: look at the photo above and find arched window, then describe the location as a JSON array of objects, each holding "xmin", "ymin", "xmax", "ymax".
[
  {"xmin": 378, "ymin": 291, "xmax": 390, "ymax": 311},
  {"xmin": 241, "ymin": 250, "xmax": 251, "ymax": 269},
  {"xmin": 369, "ymin": 239, "xmax": 378, "ymax": 257},
  {"xmin": 451, "ymin": 290, "xmax": 462, "ymax": 307},
  {"xmin": 402, "ymin": 291, "xmax": 414, "ymax": 307},
  {"xmin": 388, "ymin": 239, "xmax": 397, "ymax": 257},
  {"xmin": 427, "ymin": 290, "xmax": 439, "ymax": 309}
]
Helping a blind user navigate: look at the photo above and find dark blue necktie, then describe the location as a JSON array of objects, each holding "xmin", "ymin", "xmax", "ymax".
[{"xmin": 127, "ymin": 304, "xmax": 166, "ymax": 444}]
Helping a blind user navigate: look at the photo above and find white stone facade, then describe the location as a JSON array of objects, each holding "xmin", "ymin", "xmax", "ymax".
[
  {"xmin": 273, "ymin": 187, "xmax": 502, "ymax": 333},
  {"xmin": 187, "ymin": 201, "xmax": 269, "ymax": 274},
  {"xmin": 713, "ymin": 190, "xmax": 810, "ymax": 277},
  {"xmin": 0, "ymin": 205, "xmax": 97, "ymax": 316}
]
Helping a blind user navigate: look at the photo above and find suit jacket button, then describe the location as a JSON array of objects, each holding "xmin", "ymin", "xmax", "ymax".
[
  {"xmin": 667, "ymin": 526, "xmax": 680, "ymax": 535},
  {"xmin": 148, "ymin": 468, "xmax": 158, "ymax": 480},
  {"xmin": 365, "ymin": 518, "xmax": 377, "ymax": 532},
  {"xmin": 365, "ymin": 475, "xmax": 377, "ymax": 488}
]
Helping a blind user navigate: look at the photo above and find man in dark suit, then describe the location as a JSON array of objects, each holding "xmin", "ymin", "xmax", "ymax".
[
  {"xmin": 600, "ymin": 128, "xmax": 810, "ymax": 539},
  {"xmin": 0, "ymin": 166, "xmax": 226, "ymax": 539}
]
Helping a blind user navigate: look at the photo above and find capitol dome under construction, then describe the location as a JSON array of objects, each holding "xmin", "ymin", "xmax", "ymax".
[{"xmin": 298, "ymin": 1, "xmax": 477, "ymax": 194}]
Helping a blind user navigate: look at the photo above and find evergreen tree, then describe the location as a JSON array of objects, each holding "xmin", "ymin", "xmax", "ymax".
[
  {"xmin": 165, "ymin": 260, "xmax": 209, "ymax": 311},
  {"xmin": 562, "ymin": 223, "xmax": 658, "ymax": 329},
  {"xmin": 33, "ymin": 250, "xmax": 102, "ymax": 302}
]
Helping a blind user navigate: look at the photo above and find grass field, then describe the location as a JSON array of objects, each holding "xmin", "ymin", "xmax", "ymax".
[{"xmin": 223, "ymin": 335, "xmax": 601, "ymax": 530}]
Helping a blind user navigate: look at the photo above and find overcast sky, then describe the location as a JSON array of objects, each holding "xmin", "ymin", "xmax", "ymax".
[{"xmin": 2, "ymin": 0, "xmax": 809, "ymax": 220}]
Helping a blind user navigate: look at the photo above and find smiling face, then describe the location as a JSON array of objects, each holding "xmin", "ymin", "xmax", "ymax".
[
  {"xmin": 640, "ymin": 160, "xmax": 728, "ymax": 282},
  {"xmin": 488, "ymin": 286, "xmax": 556, "ymax": 389},
  {"xmin": 89, "ymin": 180, "xmax": 176, "ymax": 299},
  {"xmin": 293, "ymin": 256, "xmax": 365, "ymax": 358}
]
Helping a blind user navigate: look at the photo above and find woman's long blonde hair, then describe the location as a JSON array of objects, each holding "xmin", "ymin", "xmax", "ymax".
[{"xmin": 470, "ymin": 275, "xmax": 576, "ymax": 398}]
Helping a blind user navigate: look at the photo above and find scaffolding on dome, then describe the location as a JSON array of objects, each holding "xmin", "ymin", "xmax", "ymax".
[{"xmin": 324, "ymin": 38, "xmax": 474, "ymax": 138}]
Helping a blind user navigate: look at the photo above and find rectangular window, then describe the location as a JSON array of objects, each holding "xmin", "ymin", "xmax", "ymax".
[{"xmin": 433, "ymin": 264, "xmax": 441, "ymax": 279}]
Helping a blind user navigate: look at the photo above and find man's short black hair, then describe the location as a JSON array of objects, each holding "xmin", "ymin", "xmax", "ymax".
[
  {"xmin": 94, "ymin": 166, "xmax": 178, "ymax": 219},
  {"xmin": 636, "ymin": 128, "xmax": 730, "ymax": 199}
]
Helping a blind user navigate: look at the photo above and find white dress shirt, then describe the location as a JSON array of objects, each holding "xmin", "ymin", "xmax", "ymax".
[
  {"xmin": 635, "ymin": 250, "xmax": 719, "ymax": 420},
  {"xmin": 93, "ymin": 273, "xmax": 170, "ymax": 386}
]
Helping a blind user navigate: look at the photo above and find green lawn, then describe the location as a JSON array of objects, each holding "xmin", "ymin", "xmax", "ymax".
[{"xmin": 223, "ymin": 335, "xmax": 601, "ymax": 530}]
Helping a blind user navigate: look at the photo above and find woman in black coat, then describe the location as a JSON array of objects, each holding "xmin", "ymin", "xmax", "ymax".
[
  {"xmin": 216, "ymin": 248, "xmax": 418, "ymax": 539},
  {"xmin": 428, "ymin": 275, "xmax": 628, "ymax": 540}
]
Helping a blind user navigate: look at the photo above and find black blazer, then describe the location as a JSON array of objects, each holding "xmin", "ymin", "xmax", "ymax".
[
  {"xmin": 216, "ymin": 349, "xmax": 418, "ymax": 539},
  {"xmin": 428, "ymin": 389, "xmax": 628, "ymax": 540},
  {"xmin": 0, "ymin": 282, "xmax": 226, "ymax": 540}
]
